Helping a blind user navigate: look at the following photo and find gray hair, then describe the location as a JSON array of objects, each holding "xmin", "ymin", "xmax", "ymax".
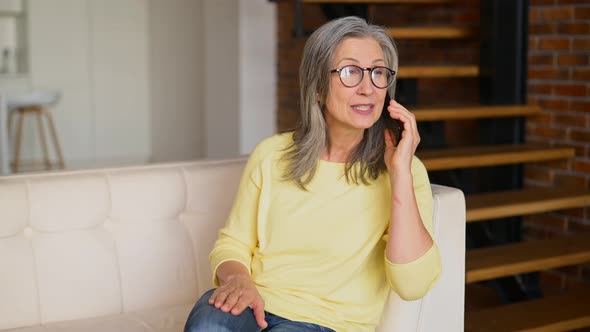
[{"xmin": 283, "ymin": 16, "xmax": 399, "ymax": 189}]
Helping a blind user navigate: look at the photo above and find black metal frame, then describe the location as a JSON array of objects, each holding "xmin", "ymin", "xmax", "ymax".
[
  {"xmin": 295, "ymin": 0, "xmax": 304, "ymax": 38},
  {"xmin": 475, "ymin": 0, "xmax": 539, "ymax": 302}
]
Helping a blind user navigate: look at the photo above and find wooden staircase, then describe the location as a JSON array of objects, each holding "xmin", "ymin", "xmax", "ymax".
[
  {"xmin": 295, "ymin": 0, "xmax": 590, "ymax": 331},
  {"xmin": 465, "ymin": 290, "xmax": 590, "ymax": 332},
  {"xmin": 418, "ymin": 144, "xmax": 574, "ymax": 171},
  {"xmin": 413, "ymin": 105, "xmax": 542, "ymax": 121},
  {"xmin": 466, "ymin": 188, "xmax": 590, "ymax": 223},
  {"xmin": 304, "ymin": 0, "xmax": 455, "ymax": 3},
  {"xmin": 386, "ymin": 26, "xmax": 474, "ymax": 39},
  {"xmin": 398, "ymin": 65, "xmax": 480, "ymax": 78}
]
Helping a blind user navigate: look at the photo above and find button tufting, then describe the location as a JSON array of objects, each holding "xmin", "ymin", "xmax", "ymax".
[
  {"xmin": 23, "ymin": 226, "xmax": 33, "ymax": 238},
  {"xmin": 103, "ymin": 219, "xmax": 114, "ymax": 232}
]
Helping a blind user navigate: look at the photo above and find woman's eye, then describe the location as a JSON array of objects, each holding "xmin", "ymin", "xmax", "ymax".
[{"xmin": 344, "ymin": 66, "xmax": 359, "ymax": 76}]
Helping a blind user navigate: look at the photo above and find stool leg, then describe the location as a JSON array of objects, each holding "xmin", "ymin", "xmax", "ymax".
[
  {"xmin": 12, "ymin": 109, "xmax": 25, "ymax": 172},
  {"xmin": 36, "ymin": 109, "xmax": 51, "ymax": 170},
  {"xmin": 7, "ymin": 109, "xmax": 14, "ymax": 139},
  {"xmin": 43, "ymin": 109, "xmax": 65, "ymax": 169}
]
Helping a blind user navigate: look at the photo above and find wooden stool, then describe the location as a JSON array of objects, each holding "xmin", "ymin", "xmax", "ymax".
[{"xmin": 6, "ymin": 90, "xmax": 64, "ymax": 172}]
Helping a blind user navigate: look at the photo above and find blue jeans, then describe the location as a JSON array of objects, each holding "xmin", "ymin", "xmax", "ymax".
[{"xmin": 184, "ymin": 289, "xmax": 336, "ymax": 332}]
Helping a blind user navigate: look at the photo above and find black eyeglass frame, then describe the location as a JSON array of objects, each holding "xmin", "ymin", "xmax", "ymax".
[{"xmin": 330, "ymin": 65, "xmax": 396, "ymax": 89}]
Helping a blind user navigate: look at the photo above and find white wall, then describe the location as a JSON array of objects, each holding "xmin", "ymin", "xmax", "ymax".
[
  {"xmin": 203, "ymin": 0, "xmax": 276, "ymax": 158},
  {"xmin": 203, "ymin": 0, "xmax": 240, "ymax": 159},
  {"xmin": 28, "ymin": 0, "xmax": 94, "ymax": 163},
  {"xmin": 239, "ymin": 0, "xmax": 276, "ymax": 155},
  {"xmin": 151, "ymin": 0, "xmax": 276, "ymax": 160},
  {"xmin": 29, "ymin": 0, "xmax": 204, "ymax": 165},
  {"xmin": 90, "ymin": 0, "xmax": 151, "ymax": 163},
  {"xmin": 148, "ymin": 0, "xmax": 204, "ymax": 162},
  {"xmin": 26, "ymin": 0, "xmax": 151, "ymax": 167}
]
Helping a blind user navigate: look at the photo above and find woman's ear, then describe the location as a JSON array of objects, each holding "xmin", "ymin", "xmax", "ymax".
[{"xmin": 316, "ymin": 93, "xmax": 323, "ymax": 108}]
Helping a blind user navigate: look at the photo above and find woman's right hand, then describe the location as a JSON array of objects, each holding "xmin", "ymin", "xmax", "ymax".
[{"xmin": 209, "ymin": 263, "xmax": 268, "ymax": 329}]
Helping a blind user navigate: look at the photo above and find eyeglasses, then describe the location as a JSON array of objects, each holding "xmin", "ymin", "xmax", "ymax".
[{"xmin": 330, "ymin": 65, "xmax": 396, "ymax": 89}]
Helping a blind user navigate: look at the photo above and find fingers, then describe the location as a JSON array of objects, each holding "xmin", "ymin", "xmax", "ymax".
[
  {"xmin": 208, "ymin": 286, "xmax": 267, "ymax": 329},
  {"xmin": 221, "ymin": 290, "xmax": 241, "ymax": 312},
  {"xmin": 388, "ymin": 100, "xmax": 413, "ymax": 125},
  {"xmin": 230, "ymin": 295, "xmax": 252, "ymax": 315},
  {"xmin": 388, "ymin": 101, "xmax": 417, "ymax": 134},
  {"xmin": 387, "ymin": 100, "xmax": 420, "ymax": 146},
  {"xmin": 384, "ymin": 100, "xmax": 420, "ymax": 171},
  {"xmin": 209, "ymin": 288, "xmax": 229, "ymax": 309},
  {"xmin": 251, "ymin": 300, "xmax": 268, "ymax": 329},
  {"xmin": 209, "ymin": 286, "xmax": 242, "ymax": 313}
]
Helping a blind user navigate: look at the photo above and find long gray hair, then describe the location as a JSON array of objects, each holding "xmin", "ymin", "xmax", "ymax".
[{"xmin": 283, "ymin": 16, "xmax": 399, "ymax": 189}]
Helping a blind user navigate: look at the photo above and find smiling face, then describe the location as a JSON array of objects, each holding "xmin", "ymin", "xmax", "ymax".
[{"xmin": 324, "ymin": 37, "xmax": 387, "ymax": 135}]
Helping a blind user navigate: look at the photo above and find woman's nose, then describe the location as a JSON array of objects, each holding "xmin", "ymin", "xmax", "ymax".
[{"xmin": 356, "ymin": 73, "xmax": 374, "ymax": 95}]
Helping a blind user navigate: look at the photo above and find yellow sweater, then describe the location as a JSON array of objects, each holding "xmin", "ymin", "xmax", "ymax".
[{"xmin": 210, "ymin": 133, "xmax": 441, "ymax": 332}]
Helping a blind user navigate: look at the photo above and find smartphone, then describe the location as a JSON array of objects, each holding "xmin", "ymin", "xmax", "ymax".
[{"xmin": 381, "ymin": 92, "xmax": 403, "ymax": 146}]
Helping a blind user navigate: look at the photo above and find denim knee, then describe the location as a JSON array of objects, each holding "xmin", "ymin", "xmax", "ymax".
[{"xmin": 184, "ymin": 289, "xmax": 260, "ymax": 332}]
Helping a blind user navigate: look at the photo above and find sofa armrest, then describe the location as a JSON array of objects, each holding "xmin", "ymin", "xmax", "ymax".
[{"xmin": 378, "ymin": 184, "xmax": 466, "ymax": 332}]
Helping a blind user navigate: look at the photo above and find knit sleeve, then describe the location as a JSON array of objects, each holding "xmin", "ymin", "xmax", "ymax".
[
  {"xmin": 209, "ymin": 145, "xmax": 265, "ymax": 286},
  {"xmin": 383, "ymin": 157, "xmax": 442, "ymax": 300}
]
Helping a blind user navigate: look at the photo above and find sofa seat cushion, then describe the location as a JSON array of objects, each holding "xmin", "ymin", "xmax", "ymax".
[{"xmin": 5, "ymin": 304, "xmax": 192, "ymax": 332}]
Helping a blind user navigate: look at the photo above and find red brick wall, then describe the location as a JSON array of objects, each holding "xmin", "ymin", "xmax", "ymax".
[{"xmin": 525, "ymin": 0, "xmax": 590, "ymax": 289}]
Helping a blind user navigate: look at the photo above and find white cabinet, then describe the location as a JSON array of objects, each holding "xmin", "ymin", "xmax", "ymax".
[
  {"xmin": 0, "ymin": 0, "xmax": 23, "ymax": 12},
  {"xmin": 89, "ymin": 0, "xmax": 150, "ymax": 163},
  {"xmin": 28, "ymin": 0, "xmax": 93, "ymax": 163},
  {"xmin": 0, "ymin": 0, "xmax": 26, "ymax": 75},
  {"xmin": 27, "ymin": 0, "xmax": 150, "ymax": 166}
]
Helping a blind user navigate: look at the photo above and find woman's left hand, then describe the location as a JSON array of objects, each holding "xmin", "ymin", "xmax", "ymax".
[{"xmin": 383, "ymin": 99, "xmax": 420, "ymax": 174}]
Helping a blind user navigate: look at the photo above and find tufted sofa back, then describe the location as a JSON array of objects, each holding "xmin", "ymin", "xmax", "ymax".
[
  {"xmin": 0, "ymin": 159, "xmax": 246, "ymax": 330},
  {"xmin": 0, "ymin": 158, "xmax": 465, "ymax": 332}
]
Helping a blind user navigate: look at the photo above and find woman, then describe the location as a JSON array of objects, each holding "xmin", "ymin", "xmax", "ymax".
[{"xmin": 184, "ymin": 16, "xmax": 441, "ymax": 332}]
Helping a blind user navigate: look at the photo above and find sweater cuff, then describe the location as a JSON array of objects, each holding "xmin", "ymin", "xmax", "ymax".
[
  {"xmin": 384, "ymin": 243, "xmax": 442, "ymax": 301},
  {"xmin": 210, "ymin": 250, "xmax": 252, "ymax": 286}
]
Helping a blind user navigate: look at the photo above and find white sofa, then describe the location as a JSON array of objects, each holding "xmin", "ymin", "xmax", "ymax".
[{"xmin": 0, "ymin": 158, "xmax": 466, "ymax": 332}]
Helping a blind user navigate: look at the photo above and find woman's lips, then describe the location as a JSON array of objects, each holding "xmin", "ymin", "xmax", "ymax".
[{"xmin": 351, "ymin": 104, "xmax": 375, "ymax": 115}]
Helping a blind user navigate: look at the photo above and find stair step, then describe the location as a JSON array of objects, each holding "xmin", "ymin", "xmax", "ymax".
[
  {"xmin": 466, "ymin": 187, "xmax": 590, "ymax": 222},
  {"xmin": 466, "ymin": 234, "xmax": 590, "ymax": 283},
  {"xmin": 386, "ymin": 26, "xmax": 473, "ymax": 39},
  {"xmin": 418, "ymin": 144, "xmax": 574, "ymax": 171},
  {"xmin": 414, "ymin": 105, "xmax": 541, "ymax": 121},
  {"xmin": 398, "ymin": 65, "xmax": 479, "ymax": 78},
  {"xmin": 304, "ymin": 0, "xmax": 453, "ymax": 3},
  {"xmin": 465, "ymin": 290, "xmax": 590, "ymax": 332}
]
